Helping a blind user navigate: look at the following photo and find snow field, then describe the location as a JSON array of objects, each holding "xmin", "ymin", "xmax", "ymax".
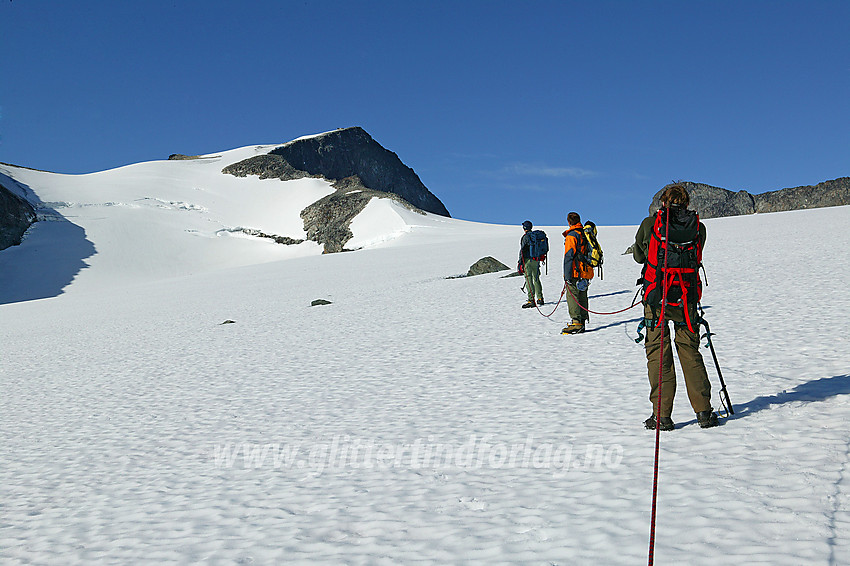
[{"xmin": 1, "ymin": 151, "xmax": 849, "ymax": 564}]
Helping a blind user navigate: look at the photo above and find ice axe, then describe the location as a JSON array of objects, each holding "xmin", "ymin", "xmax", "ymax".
[{"xmin": 699, "ymin": 316, "xmax": 734, "ymax": 417}]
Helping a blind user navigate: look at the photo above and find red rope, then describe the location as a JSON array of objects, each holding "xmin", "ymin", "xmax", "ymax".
[
  {"xmin": 563, "ymin": 282, "xmax": 642, "ymax": 316},
  {"xmin": 648, "ymin": 207, "xmax": 671, "ymax": 566},
  {"xmin": 531, "ymin": 272, "xmax": 642, "ymax": 322},
  {"xmin": 533, "ymin": 281, "xmax": 568, "ymax": 318}
]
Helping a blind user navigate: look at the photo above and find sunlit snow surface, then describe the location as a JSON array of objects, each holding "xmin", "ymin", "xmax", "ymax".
[{"xmin": 1, "ymin": 154, "xmax": 849, "ymax": 564}]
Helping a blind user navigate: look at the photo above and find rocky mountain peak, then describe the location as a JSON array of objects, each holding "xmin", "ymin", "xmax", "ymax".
[{"xmin": 224, "ymin": 127, "xmax": 450, "ymax": 218}]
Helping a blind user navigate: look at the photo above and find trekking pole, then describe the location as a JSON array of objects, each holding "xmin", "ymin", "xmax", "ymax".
[{"xmin": 699, "ymin": 317, "xmax": 734, "ymax": 417}]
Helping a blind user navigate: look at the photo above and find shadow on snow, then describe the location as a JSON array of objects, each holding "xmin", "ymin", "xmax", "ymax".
[
  {"xmin": 0, "ymin": 173, "xmax": 96, "ymax": 305},
  {"xmin": 728, "ymin": 374, "xmax": 850, "ymax": 420}
]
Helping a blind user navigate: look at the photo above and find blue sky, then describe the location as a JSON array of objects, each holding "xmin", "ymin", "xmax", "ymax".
[{"xmin": 1, "ymin": 1, "xmax": 848, "ymax": 226}]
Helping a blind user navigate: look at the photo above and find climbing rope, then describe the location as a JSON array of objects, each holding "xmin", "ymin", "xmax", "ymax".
[
  {"xmin": 647, "ymin": 206, "xmax": 671, "ymax": 566},
  {"xmin": 563, "ymin": 283, "xmax": 643, "ymax": 316},
  {"xmin": 532, "ymin": 281, "xmax": 568, "ymax": 318},
  {"xmin": 529, "ymin": 280, "xmax": 642, "ymax": 322}
]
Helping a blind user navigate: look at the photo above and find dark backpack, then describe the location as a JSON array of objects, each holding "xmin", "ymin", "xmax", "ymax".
[
  {"xmin": 527, "ymin": 229, "xmax": 549, "ymax": 260},
  {"xmin": 641, "ymin": 207, "xmax": 703, "ymax": 330}
]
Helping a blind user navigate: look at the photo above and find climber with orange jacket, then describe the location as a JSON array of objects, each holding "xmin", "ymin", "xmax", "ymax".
[{"xmin": 562, "ymin": 211, "xmax": 594, "ymax": 334}]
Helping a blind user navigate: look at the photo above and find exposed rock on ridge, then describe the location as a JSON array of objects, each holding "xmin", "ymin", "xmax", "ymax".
[
  {"xmin": 753, "ymin": 177, "xmax": 850, "ymax": 214},
  {"xmin": 650, "ymin": 177, "xmax": 850, "ymax": 219},
  {"xmin": 222, "ymin": 127, "xmax": 450, "ymax": 217},
  {"xmin": 222, "ymin": 127, "xmax": 449, "ymax": 253},
  {"xmin": 0, "ymin": 179, "xmax": 37, "ymax": 251},
  {"xmin": 300, "ymin": 176, "xmax": 423, "ymax": 253},
  {"xmin": 222, "ymin": 154, "xmax": 310, "ymax": 181},
  {"xmin": 650, "ymin": 182, "xmax": 755, "ymax": 218}
]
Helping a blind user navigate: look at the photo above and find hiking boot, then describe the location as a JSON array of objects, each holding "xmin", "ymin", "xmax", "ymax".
[
  {"xmin": 644, "ymin": 415, "xmax": 675, "ymax": 431},
  {"xmin": 561, "ymin": 321, "xmax": 585, "ymax": 334},
  {"xmin": 696, "ymin": 410, "xmax": 719, "ymax": 429},
  {"xmin": 537, "ymin": 298, "xmax": 544, "ymax": 305},
  {"xmin": 522, "ymin": 300, "xmax": 536, "ymax": 309}
]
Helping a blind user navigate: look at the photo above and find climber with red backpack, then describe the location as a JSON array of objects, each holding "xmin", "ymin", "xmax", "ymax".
[{"xmin": 633, "ymin": 184, "xmax": 718, "ymax": 430}]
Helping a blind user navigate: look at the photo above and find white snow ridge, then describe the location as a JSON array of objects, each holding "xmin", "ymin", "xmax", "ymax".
[{"xmin": 1, "ymin": 151, "xmax": 850, "ymax": 565}]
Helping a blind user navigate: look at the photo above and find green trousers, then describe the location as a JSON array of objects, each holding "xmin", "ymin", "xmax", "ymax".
[
  {"xmin": 566, "ymin": 281, "xmax": 588, "ymax": 324},
  {"xmin": 643, "ymin": 304, "xmax": 712, "ymax": 418},
  {"xmin": 524, "ymin": 258, "xmax": 543, "ymax": 301}
]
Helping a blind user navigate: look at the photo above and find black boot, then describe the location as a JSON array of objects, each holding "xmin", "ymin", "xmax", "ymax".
[
  {"xmin": 696, "ymin": 410, "xmax": 719, "ymax": 429},
  {"xmin": 644, "ymin": 415, "xmax": 675, "ymax": 431}
]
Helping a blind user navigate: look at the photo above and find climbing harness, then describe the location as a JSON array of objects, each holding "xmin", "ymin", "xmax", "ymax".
[{"xmin": 633, "ymin": 317, "xmax": 654, "ymax": 343}]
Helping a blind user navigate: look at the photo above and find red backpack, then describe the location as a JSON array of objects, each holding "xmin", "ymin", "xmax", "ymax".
[{"xmin": 641, "ymin": 207, "xmax": 703, "ymax": 331}]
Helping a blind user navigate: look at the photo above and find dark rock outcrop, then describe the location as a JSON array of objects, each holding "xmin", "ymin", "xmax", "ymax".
[
  {"xmin": 222, "ymin": 154, "xmax": 310, "ymax": 180},
  {"xmin": 447, "ymin": 256, "xmax": 512, "ymax": 279},
  {"xmin": 300, "ymin": 176, "xmax": 423, "ymax": 254},
  {"xmin": 0, "ymin": 180, "xmax": 37, "ymax": 251},
  {"xmin": 650, "ymin": 177, "xmax": 850, "ymax": 219},
  {"xmin": 753, "ymin": 177, "xmax": 850, "ymax": 214},
  {"xmin": 649, "ymin": 182, "xmax": 755, "ymax": 218},
  {"xmin": 231, "ymin": 228, "xmax": 304, "ymax": 245},
  {"xmin": 223, "ymin": 127, "xmax": 450, "ymax": 217},
  {"xmin": 467, "ymin": 256, "xmax": 510, "ymax": 277}
]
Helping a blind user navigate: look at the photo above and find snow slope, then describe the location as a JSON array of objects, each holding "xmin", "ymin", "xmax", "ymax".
[{"xmin": 1, "ymin": 154, "xmax": 849, "ymax": 565}]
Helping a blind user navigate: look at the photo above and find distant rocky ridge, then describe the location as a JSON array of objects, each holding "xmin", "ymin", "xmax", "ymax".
[
  {"xmin": 222, "ymin": 127, "xmax": 450, "ymax": 253},
  {"xmin": 651, "ymin": 178, "xmax": 850, "ymax": 219},
  {"xmin": 167, "ymin": 154, "xmax": 219, "ymax": 161},
  {"xmin": 0, "ymin": 178, "xmax": 37, "ymax": 251}
]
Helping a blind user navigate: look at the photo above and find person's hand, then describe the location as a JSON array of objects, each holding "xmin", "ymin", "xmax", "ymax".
[{"xmin": 517, "ymin": 261, "xmax": 524, "ymax": 274}]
